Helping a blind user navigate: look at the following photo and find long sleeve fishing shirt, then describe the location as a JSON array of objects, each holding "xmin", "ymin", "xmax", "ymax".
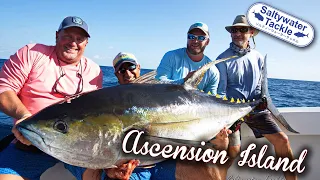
[
  {"xmin": 155, "ymin": 48, "xmax": 220, "ymax": 95},
  {"xmin": 216, "ymin": 47, "xmax": 264, "ymax": 101}
]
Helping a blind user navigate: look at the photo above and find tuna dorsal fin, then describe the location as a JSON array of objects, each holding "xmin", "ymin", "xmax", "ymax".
[
  {"xmin": 184, "ymin": 56, "xmax": 238, "ymax": 89},
  {"xmin": 131, "ymin": 70, "xmax": 160, "ymax": 84},
  {"xmin": 132, "ymin": 55, "xmax": 237, "ymax": 85}
]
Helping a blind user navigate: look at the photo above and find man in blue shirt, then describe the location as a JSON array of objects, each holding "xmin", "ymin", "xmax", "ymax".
[
  {"xmin": 155, "ymin": 22, "xmax": 220, "ymax": 95},
  {"xmin": 216, "ymin": 15, "xmax": 297, "ymax": 180},
  {"xmin": 154, "ymin": 22, "xmax": 236, "ymax": 179}
]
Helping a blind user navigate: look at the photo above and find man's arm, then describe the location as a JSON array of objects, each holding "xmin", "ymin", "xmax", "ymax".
[
  {"xmin": 0, "ymin": 45, "xmax": 34, "ymax": 145},
  {"xmin": 155, "ymin": 52, "xmax": 185, "ymax": 85},
  {"xmin": 97, "ymin": 69, "xmax": 103, "ymax": 89},
  {"xmin": 0, "ymin": 45, "xmax": 33, "ymax": 119},
  {"xmin": 203, "ymin": 66, "xmax": 220, "ymax": 96},
  {"xmin": 0, "ymin": 91, "xmax": 30, "ymax": 120},
  {"xmin": 216, "ymin": 61, "xmax": 228, "ymax": 98},
  {"xmin": 253, "ymin": 55, "xmax": 264, "ymax": 96}
]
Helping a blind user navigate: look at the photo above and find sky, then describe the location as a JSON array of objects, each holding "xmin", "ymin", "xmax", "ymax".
[{"xmin": 0, "ymin": 0, "xmax": 319, "ymax": 82}]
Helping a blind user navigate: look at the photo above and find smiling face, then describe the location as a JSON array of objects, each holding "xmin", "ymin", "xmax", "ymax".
[
  {"xmin": 186, "ymin": 28, "xmax": 209, "ymax": 56},
  {"xmin": 115, "ymin": 62, "xmax": 141, "ymax": 84},
  {"xmin": 230, "ymin": 26, "xmax": 255, "ymax": 49},
  {"xmin": 55, "ymin": 27, "xmax": 89, "ymax": 64}
]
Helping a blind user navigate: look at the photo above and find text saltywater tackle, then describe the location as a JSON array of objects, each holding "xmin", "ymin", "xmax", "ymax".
[{"xmin": 260, "ymin": 6, "xmax": 307, "ymax": 36}]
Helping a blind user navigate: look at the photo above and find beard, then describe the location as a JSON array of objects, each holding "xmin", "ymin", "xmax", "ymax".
[
  {"xmin": 187, "ymin": 44, "xmax": 206, "ymax": 55},
  {"xmin": 232, "ymin": 40, "xmax": 249, "ymax": 49}
]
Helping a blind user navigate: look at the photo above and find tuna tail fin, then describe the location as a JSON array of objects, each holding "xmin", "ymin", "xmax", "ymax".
[
  {"xmin": 184, "ymin": 56, "xmax": 237, "ymax": 90},
  {"xmin": 261, "ymin": 55, "xmax": 299, "ymax": 133}
]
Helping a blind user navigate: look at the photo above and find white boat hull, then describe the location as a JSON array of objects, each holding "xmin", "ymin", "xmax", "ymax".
[{"xmin": 40, "ymin": 107, "xmax": 320, "ymax": 180}]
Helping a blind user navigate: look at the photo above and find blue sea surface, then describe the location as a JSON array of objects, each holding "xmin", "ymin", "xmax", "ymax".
[{"xmin": 0, "ymin": 58, "xmax": 319, "ymax": 138}]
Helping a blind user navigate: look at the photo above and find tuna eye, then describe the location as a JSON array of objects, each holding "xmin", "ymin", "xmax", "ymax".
[{"xmin": 53, "ymin": 120, "xmax": 68, "ymax": 134}]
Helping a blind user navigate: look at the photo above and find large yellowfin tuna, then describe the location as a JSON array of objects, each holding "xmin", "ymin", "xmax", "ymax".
[{"xmin": 17, "ymin": 55, "xmax": 298, "ymax": 169}]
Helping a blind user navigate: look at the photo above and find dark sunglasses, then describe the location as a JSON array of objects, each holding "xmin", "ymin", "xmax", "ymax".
[
  {"xmin": 187, "ymin": 34, "xmax": 208, "ymax": 41},
  {"xmin": 118, "ymin": 64, "xmax": 137, "ymax": 74},
  {"xmin": 230, "ymin": 27, "xmax": 250, "ymax": 33}
]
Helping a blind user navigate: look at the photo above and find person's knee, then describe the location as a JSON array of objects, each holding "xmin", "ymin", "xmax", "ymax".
[
  {"xmin": 270, "ymin": 132, "xmax": 290, "ymax": 148},
  {"xmin": 279, "ymin": 134, "xmax": 290, "ymax": 145}
]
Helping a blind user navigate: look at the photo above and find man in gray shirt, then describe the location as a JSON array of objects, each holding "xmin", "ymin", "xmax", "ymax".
[{"xmin": 216, "ymin": 15, "xmax": 297, "ymax": 180}]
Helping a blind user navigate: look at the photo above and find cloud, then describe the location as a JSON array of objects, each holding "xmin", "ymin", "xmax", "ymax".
[
  {"xmin": 93, "ymin": 55, "xmax": 113, "ymax": 60},
  {"xmin": 0, "ymin": 46, "xmax": 12, "ymax": 54},
  {"xmin": 93, "ymin": 55, "xmax": 101, "ymax": 59},
  {"xmin": 108, "ymin": 46, "xmax": 113, "ymax": 49}
]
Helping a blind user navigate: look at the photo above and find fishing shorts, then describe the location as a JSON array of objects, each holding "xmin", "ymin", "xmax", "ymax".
[
  {"xmin": 0, "ymin": 143, "xmax": 59, "ymax": 180},
  {"xmin": 65, "ymin": 159, "xmax": 176, "ymax": 180},
  {"xmin": 151, "ymin": 159, "xmax": 176, "ymax": 180},
  {"xmin": 245, "ymin": 110, "xmax": 282, "ymax": 138}
]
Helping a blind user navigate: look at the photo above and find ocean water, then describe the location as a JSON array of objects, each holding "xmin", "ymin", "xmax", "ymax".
[{"xmin": 0, "ymin": 58, "xmax": 319, "ymax": 139}]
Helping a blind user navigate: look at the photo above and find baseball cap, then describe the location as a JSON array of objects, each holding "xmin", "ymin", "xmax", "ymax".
[
  {"xmin": 188, "ymin": 22, "xmax": 209, "ymax": 36},
  {"xmin": 58, "ymin": 16, "xmax": 90, "ymax": 37},
  {"xmin": 113, "ymin": 52, "xmax": 139, "ymax": 72}
]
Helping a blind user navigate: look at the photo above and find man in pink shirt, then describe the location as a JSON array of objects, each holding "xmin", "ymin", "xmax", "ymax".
[{"xmin": 0, "ymin": 16, "xmax": 103, "ymax": 180}]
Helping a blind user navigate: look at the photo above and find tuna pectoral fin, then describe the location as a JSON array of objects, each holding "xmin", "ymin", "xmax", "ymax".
[
  {"xmin": 184, "ymin": 56, "xmax": 238, "ymax": 90},
  {"xmin": 267, "ymin": 102, "xmax": 299, "ymax": 133},
  {"xmin": 260, "ymin": 55, "xmax": 299, "ymax": 133}
]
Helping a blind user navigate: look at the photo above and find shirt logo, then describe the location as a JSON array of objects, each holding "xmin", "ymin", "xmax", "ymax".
[{"xmin": 72, "ymin": 17, "xmax": 83, "ymax": 25}]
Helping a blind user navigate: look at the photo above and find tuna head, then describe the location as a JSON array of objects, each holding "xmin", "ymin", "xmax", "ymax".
[{"xmin": 17, "ymin": 100, "xmax": 130, "ymax": 168}]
